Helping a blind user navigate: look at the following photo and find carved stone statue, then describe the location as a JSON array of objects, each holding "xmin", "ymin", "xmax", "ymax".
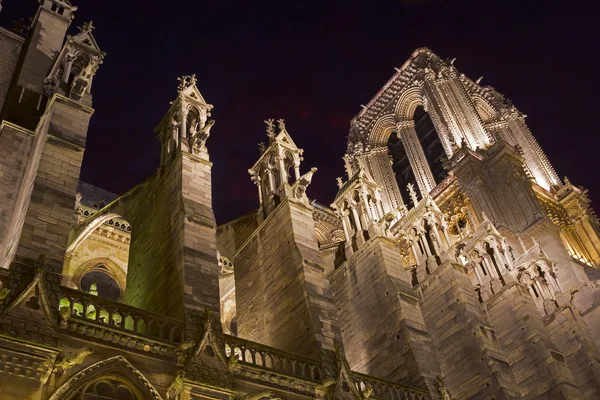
[
  {"xmin": 258, "ymin": 142, "xmax": 267, "ymax": 154},
  {"xmin": 292, "ymin": 167, "xmax": 317, "ymax": 200},
  {"xmin": 188, "ymin": 119, "xmax": 215, "ymax": 150},
  {"xmin": 53, "ymin": 348, "xmax": 93, "ymax": 372},
  {"xmin": 58, "ymin": 305, "xmax": 71, "ymax": 329},
  {"xmin": 166, "ymin": 370, "xmax": 185, "ymax": 399},
  {"xmin": 434, "ymin": 375, "xmax": 451, "ymax": 400},
  {"xmin": 240, "ymin": 390, "xmax": 279, "ymax": 400},
  {"xmin": 70, "ymin": 55, "xmax": 101, "ymax": 98},
  {"xmin": 361, "ymin": 383, "xmax": 373, "ymax": 399}
]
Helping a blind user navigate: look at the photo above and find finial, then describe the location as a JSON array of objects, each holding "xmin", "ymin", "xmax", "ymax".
[
  {"xmin": 481, "ymin": 211, "xmax": 490, "ymax": 222},
  {"xmin": 177, "ymin": 74, "xmax": 197, "ymax": 92},
  {"xmin": 78, "ymin": 21, "xmax": 95, "ymax": 33},
  {"xmin": 475, "ymin": 76, "xmax": 483, "ymax": 84},
  {"xmin": 342, "ymin": 154, "xmax": 353, "ymax": 178},
  {"xmin": 564, "ymin": 176, "xmax": 571, "ymax": 185},
  {"xmin": 407, "ymin": 183, "xmax": 418, "ymax": 207},
  {"xmin": 258, "ymin": 142, "xmax": 267, "ymax": 154},
  {"xmin": 336, "ymin": 177, "xmax": 343, "ymax": 188},
  {"xmin": 450, "ymin": 58, "xmax": 456, "ymax": 65},
  {"xmin": 517, "ymin": 235, "xmax": 526, "ymax": 251},
  {"xmin": 277, "ymin": 118, "xmax": 286, "ymax": 132},
  {"xmin": 264, "ymin": 119, "xmax": 275, "ymax": 141}
]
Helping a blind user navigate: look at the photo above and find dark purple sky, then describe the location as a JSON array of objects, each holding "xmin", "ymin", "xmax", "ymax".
[{"xmin": 1, "ymin": 0, "xmax": 598, "ymax": 224}]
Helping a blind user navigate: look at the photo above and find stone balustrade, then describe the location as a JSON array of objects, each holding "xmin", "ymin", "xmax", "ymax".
[
  {"xmin": 223, "ymin": 335, "xmax": 324, "ymax": 382},
  {"xmin": 60, "ymin": 287, "xmax": 185, "ymax": 344},
  {"xmin": 351, "ymin": 371, "xmax": 431, "ymax": 400}
]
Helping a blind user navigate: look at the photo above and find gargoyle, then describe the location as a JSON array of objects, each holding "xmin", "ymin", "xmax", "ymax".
[
  {"xmin": 240, "ymin": 390, "xmax": 280, "ymax": 400},
  {"xmin": 189, "ymin": 119, "xmax": 215, "ymax": 150},
  {"xmin": 291, "ymin": 167, "xmax": 317, "ymax": 200},
  {"xmin": 53, "ymin": 347, "xmax": 93, "ymax": 372}
]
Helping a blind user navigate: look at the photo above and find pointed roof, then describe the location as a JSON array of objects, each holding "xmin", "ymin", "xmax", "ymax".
[
  {"xmin": 179, "ymin": 80, "xmax": 210, "ymax": 106},
  {"xmin": 70, "ymin": 21, "xmax": 101, "ymax": 52},
  {"xmin": 348, "ymin": 46, "xmax": 464, "ymax": 140},
  {"xmin": 275, "ymin": 127, "xmax": 300, "ymax": 150},
  {"xmin": 156, "ymin": 75, "xmax": 213, "ymax": 130},
  {"xmin": 249, "ymin": 119, "xmax": 303, "ymax": 173},
  {"xmin": 333, "ymin": 159, "xmax": 381, "ymax": 202}
]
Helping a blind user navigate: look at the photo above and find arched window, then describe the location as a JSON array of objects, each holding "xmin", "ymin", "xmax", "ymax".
[
  {"xmin": 73, "ymin": 377, "xmax": 143, "ymax": 400},
  {"xmin": 413, "ymin": 106, "xmax": 447, "ymax": 184},
  {"xmin": 80, "ymin": 268, "xmax": 121, "ymax": 302},
  {"xmin": 387, "ymin": 106, "xmax": 447, "ymax": 205},
  {"xmin": 388, "ymin": 131, "xmax": 418, "ymax": 206}
]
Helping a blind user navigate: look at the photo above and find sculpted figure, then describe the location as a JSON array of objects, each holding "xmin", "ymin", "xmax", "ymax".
[
  {"xmin": 292, "ymin": 167, "xmax": 317, "ymax": 199},
  {"xmin": 53, "ymin": 347, "xmax": 93, "ymax": 372},
  {"xmin": 58, "ymin": 305, "xmax": 71, "ymax": 329},
  {"xmin": 240, "ymin": 390, "xmax": 279, "ymax": 400},
  {"xmin": 361, "ymin": 383, "xmax": 373, "ymax": 399},
  {"xmin": 188, "ymin": 119, "xmax": 215, "ymax": 150},
  {"xmin": 166, "ymin": 370, "xmax": 185, "ymax": 399},
  {"xmin": 434, "ymin": 375, "xmax": 451, "ymax": 400}
]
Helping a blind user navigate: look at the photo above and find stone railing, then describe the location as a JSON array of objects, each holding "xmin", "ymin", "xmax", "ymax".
[
  {"xmin": 60, "ymin": 287, "xmax": 185, "ymax": 344},
  {"xmin": 223, "ymin": 335, "xmax": 325, "ymax": 382},
  {"xmin": 351, "ymin": 371, "xmax": 431, "ymax": 400}
]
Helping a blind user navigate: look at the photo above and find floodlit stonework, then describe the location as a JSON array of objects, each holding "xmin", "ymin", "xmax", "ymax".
[{"xmin": 1, "ymin": 1, "xmax": 599, "ymax": 400}]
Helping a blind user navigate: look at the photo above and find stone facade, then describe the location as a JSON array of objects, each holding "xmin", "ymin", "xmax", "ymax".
[{"xmin": 0, "ymin": 2, "xmax": 599, "ymax": 400}]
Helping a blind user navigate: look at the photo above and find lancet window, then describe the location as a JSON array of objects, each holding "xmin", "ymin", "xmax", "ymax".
[{"xmin": 387, "ymin": 106, "xmax": 446, "ymax": 206}]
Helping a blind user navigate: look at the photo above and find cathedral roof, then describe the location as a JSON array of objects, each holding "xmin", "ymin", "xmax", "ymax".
[{"xmin": 77, "ymin": 181, "xmax": 118, "ymax": 209}]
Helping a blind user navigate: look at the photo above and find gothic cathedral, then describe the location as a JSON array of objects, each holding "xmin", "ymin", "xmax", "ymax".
[{"xmin": 0, "ymin": 2, "xmax": 599, "ymax": 400}]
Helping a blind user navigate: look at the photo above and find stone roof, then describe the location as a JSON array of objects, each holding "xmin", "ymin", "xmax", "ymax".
[{"xmin": 77, "ymin": 181, "xmax": 118, "ymax": 209}]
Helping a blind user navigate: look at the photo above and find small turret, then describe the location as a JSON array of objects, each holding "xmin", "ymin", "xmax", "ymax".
[
  {"xmin": 155, "ymin": 75, "xmax": 215, "ymax": 169},
  {"xmin": 248, "ymin": 119, "xmax": 314, "ymax": 219}
]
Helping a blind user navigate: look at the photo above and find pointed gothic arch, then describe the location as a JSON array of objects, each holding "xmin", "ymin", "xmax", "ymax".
[
  {"xmin": 394, "ymin": 85, "xmax": 424, "ymax": 121},
  {"xmin": 49, "ymin": 356, "xmax": 163, "ymax": 400},
  {"xmin": 472, "ymin": 95, "xmax": 498, "ymax": 124},
  {"xmin": 66, "ymin": 212, "xmax": 127, "ymax": 256},
  {"xmin": 367, "ymin": 114, "xmax": 396, "ymax": 148}
]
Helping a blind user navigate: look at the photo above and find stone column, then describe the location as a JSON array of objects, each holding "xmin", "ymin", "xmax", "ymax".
[
  {"xmin": 340, "ymin": 213, "xmax": 350, "ymax": 241},
  {"xmin": 62, "ymin": 54, "xmax": 76, "ymax": 83},
  {"xmin": 267, "ymin": 166, "xmax": 276, "ymax": 193},
  {"xmin": 180, "ymin": 108, "xmax": 188, "ymax": 142},
  {"xmin": 351, "ymin": 206, "xmax": 362, "ymax": 231},
  {"xmin": 396, "ymin": 120, "xmax": 436, "ymax": 197},
  {"xmin": 364, "ymin": 148, "xmax": 404, "ymax": 213},
  {"xmin": 278, "ymin": 155, "xmax": 287, "ymax": 184}
]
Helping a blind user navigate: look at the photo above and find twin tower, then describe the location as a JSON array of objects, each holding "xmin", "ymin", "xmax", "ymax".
[
  {"xmin": 219, "ymin": 50, "xmax": 600, "ymax": 399},
  {"xmin": 0, "ymin": 1, "xmax": 599, "ymax": 399}
]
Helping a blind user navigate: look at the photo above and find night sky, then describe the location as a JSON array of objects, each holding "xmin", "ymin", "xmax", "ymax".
[{"xmin": 1, "ymin": 0, "xmax": 598, "ymax": 224}]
